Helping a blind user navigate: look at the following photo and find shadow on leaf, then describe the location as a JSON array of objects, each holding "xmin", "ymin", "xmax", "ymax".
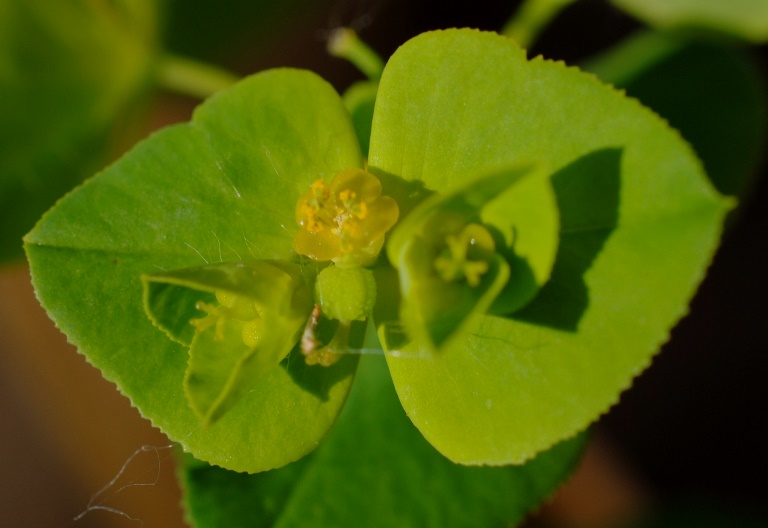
[
  {"xmin": 281, "ymin": 343, "xmax": 359, "ymax": 401},
  {"xmin": 513, "ymin": 147, "xmax": 622, "ymax": 331},
  {"xmin": 371, "ymin": 167, "xmax": 435, "ymax": 222}
]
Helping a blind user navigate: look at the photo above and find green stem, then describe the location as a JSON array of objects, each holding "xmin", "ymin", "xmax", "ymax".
[
  {"xmin": 156, "ymin": 54, "xmax": 241, "ymax": 100},
  {"xmin": 501, "ymin": 0, "xmax": 578, "ymax": 49},
  {"xmin": 327, "ymin": 28, "xmax": 384, "ymax": 82}
]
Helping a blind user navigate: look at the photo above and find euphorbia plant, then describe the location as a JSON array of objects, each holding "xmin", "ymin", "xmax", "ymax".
[{"xmin": 22, "ymin": 16, "xmax": 747, "ymax": 528}]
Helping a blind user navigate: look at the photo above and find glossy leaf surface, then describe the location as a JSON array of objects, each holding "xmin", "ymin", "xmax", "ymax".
[
  {"xmin": 26, "ymin": 69, "xmax": 362, "ymax": 472},
  {"xmin": 370, "ymin": 29, "xmax": 730, "ymax": 465},
  {"xmin": 180, "ymin": 355, "xmax": 587, "ymax": 528},
  {"xmin": 0, "ymin": 0, "xmax": 158, "ymax": 260}
]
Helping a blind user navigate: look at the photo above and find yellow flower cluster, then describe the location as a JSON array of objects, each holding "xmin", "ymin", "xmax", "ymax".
[{"xmin": 293, "ymin": 169, "xmax": 399, "ymax": 267}]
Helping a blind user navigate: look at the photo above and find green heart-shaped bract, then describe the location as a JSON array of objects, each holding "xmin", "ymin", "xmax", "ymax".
[
  {"xmin": 26, "ymin": 69, "xmax": 363, "ymax": 473},
  {"xmin": 370, "ymin": 29, "xmax": 731, "ymax": 465}
]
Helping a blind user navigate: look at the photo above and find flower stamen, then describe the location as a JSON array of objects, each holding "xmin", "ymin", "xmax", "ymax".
[
  {"xmin": 293, "ymin": 169, "xmax": 399, "ymax": 266},
  {"xmin": 434, "ymin": 223, "xmax": 495, "ymax": 287},
  {"xmin": 191, "ymin": 290, "xmax": 265, "ymax": 346}
]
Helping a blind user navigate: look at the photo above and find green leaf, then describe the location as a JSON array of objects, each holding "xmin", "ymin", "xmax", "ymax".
[
  {"xmin": 25, "ymin": 68, "xmax": 363, "ymax": 472},
  {"xmin": 0, "ymin": 0, "xmax": 159, "ymax": 261},
  {"xmin": 584, "ymin": 31, "xmax": 767, "ymax": 197},
  {"xmin": 386, "ymin": 165, "xmax": 556, "ymax": 351},
  {"xmin": 143, "ymin": 260, "xmax": 314, "ymax": 424},
  {"xmin": 180, "ymin": 355, "xmax": 587, "ymax": 528},
  {"xmin": 370, "ymin": 29, "xmax": 730, "ymax": 465},
  {"xmin": 609, "ymin": 0, "xmax": 768, "ymax": 43}
]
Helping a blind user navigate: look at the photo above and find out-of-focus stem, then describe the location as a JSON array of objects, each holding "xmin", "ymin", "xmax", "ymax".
[
  {"xmin": 328, "ymin": 28, "xmax": 384, "ymax": 81},
  {"xmin": 156, "ymin": 54, "xmax": 240, "ymax": 100},
  {"xmin": 502, "ymin": 0, "xmax": 578, "ymax": 49}
]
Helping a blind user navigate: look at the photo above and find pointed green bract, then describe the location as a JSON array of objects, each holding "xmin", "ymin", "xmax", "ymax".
[
  {"xmin": 25, "ymin": 69, "xmax": 363, "ymax": 472},
  {"xmin": 370, "ymin": 29, "xmax": 731, "ymax": 465},
  {"xmin": 609, "ymin": 0, "xmax": 768, "ymax": 43},
  {"xmin": 185, "ymin": 316, "xmax": 288, "ymax": 425},
  {"xmin": 180, "ymin": 355, "xmax": 587, "ymax": 528},
  {"xmin": 143, "ymin": 260, "xmax": 313, "ymax": 424},
  {"xmin": 143, "ymin": 260, "xmax": 312, "ymax": 345}
]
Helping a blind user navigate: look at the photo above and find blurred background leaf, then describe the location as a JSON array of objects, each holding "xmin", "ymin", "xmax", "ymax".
[
  {"xmin": 0, "ymin": 0, "xmax": 160, "ymax": 262},
  {"xmin": 608, "ymin": 0, "xmax": 768, "ymax": 43}
]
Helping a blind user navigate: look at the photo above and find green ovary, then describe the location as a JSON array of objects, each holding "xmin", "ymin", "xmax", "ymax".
[{"xmin": 315, "ymin": 265, "xmax": 376, "ymax": 322}]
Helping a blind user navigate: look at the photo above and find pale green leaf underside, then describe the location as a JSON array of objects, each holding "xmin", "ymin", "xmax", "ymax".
[
  {"xmin": 370, "ymin": 29, "xmax": 730, "ymax": 464},
  {"xmin": 610, "ymin": 0, "xmax": 768, "ymax": 43},
  {"xmin": 25, "ymin": 69, "xmax": 363, "ymax": 472},
  {"xmin": 0, "ymin": 0, "xmax": 158, "ymax": 261},
  {"xmin": 181, "ymin": 355, "xmax": 587, "ymax": 528}
]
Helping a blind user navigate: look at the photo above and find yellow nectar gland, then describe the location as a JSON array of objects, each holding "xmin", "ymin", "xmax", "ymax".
[
  {"xmin": 191, "ymin": 290, "xmax": 264, "ymax": 347},
  {"xmin": 293, "ymin": 169, "xmax": 398, "ymax": 266},
  {"xmin": 434, "ymin": 223, "xmax": 496, "ymax": 287}
]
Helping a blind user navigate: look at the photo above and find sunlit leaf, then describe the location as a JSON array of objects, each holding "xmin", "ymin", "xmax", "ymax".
[
  {"xmin": 370, "ymin": 29, "xmax": 731, "ymax": 465},
  {"xmin": 25, "ymin": 69, "xmax": 363, "ymax": 472}
]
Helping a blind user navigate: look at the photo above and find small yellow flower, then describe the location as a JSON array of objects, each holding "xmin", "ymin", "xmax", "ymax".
[
  {"xmin": 191, "ymin": 290, "xmax": 264, "ymax": 347},
  {"xmin": 293, "ymin": 169, "xmax": 399, "ymax": 266},
  {"xmin": 433, "ymin": 223, "xmax": 496, "ymax": 287}
]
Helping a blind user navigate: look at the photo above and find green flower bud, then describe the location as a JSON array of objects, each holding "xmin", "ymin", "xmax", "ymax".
[{"xmin": 314, "ymin": 264, "xmax": 376, "ymax": 322}]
